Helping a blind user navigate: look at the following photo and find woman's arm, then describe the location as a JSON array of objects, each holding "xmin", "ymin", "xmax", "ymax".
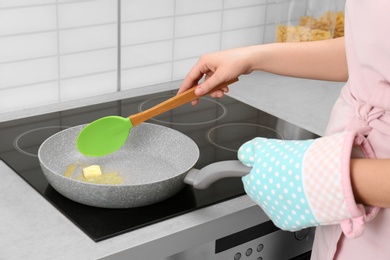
[
  {"xmin": 178, "ymin": 37, "xmax": 348, "ymax": 101},
  {"xmin": 251, "ymin": 37, "xmax": 348, "ymax": 82},
  {"xmin": 351, "ymin": 159, "xmax": 390, "ymax": 208}
]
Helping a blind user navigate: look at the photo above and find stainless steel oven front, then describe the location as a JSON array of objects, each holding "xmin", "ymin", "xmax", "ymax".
[{"xmin": 162, "ymin": 222, "xmax": 314, "ymax": 260}]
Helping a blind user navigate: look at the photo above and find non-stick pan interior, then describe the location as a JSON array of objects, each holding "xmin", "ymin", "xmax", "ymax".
[{"xmin": 38, "ymin": 123, "xmax": 199, "ymax": 186}]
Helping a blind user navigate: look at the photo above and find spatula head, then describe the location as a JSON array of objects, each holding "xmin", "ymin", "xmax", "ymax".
[{"xmin": 76, "ymin": 116, "xmax": 133, "ymax": 157}]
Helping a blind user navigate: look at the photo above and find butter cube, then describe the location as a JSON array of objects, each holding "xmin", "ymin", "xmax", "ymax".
[{"xmin": 82, "ymin": 165, "xmax": 102, "ymax": 179}]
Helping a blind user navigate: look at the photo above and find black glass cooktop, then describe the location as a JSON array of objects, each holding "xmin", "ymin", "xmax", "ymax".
[{"xmin": 0, "ymin": 89, "xmax": 287, "ymax": 242}]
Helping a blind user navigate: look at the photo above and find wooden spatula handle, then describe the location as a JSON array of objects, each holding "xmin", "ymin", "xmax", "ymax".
[{"xmin": 129, "ymin": 78, "xmax": 238, "ymax": 126}]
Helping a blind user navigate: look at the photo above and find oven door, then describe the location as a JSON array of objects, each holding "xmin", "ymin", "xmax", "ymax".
[{"xmin": 162, "ymin": 222, "xmax": 314, "ymax": 260}]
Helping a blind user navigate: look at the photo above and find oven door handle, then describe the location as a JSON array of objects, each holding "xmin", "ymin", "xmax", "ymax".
[{"xmin": 184, "ymin": 160, "xmax": 250, "ymax": 189}]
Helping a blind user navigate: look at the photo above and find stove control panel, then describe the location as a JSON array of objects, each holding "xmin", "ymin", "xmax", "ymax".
[
  {"xmin": 215, "ymin": 221, "xmax": 314, "ymax": 260},
  {"xmin": 162, "ymin": 221, "xmax": 314, "ymax": 260}
]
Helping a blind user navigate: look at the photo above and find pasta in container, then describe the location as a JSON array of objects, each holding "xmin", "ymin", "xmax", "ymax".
[{"xmin": 275, "ymin": 0, "xmax": 345, "ymax": 42}]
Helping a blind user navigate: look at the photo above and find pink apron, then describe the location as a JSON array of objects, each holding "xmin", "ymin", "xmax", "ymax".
[{"xmin": 311, "ymin": 0, "xmax": 390, "ymax": 259}]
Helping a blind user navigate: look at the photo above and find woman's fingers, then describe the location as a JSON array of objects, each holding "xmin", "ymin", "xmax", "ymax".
[{"xmin": 178, "ymin": 48, "xmax": 245, "ymax": 103}]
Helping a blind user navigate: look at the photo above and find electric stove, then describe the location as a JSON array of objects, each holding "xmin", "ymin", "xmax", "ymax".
[{"xmin": 0, "ymin": 89, "xmax": 313, "ymax": 242}]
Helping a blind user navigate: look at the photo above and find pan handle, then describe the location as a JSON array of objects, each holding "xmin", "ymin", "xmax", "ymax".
[{"xmin": 184, "ymin": 160, "xmax": 250, "ymax": 189}]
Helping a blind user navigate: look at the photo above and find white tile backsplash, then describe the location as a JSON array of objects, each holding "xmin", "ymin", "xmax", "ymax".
[
  {"xmin": 174, "ymin": 33, "xmax": 221, "ymax": 60},
  {"xmin": 221, "ymin": 26, "xmax": 264, "ymax": 50},
  {"xmin": 121, "ymin": 63, "xmax": 172, "ymax": 90},
  {"xmin": 58, "ymin": 0, "xmax": 117, "ymax": 28},
  {"xmin": 0, "ymin": 6, "xmax": 57, "ymax": 36},
  {"xmin": 0, "ymin": 0, "xmax": 274, "ymax": 115},
  {"xmin": 0, "ymin": 32, "xmax": 57, "ymax": 63},
  {"xmin": 223, "ymin": 5, "xmax": 266, "ymax": 30},
  {"xmin": 264, "ymin": 23, "xmax": 277, "ymax": 44},
  {"xmin": 122, "ymin": 40, "xmax": 173, "ymax": 69},
  {"xmin": 0, "ymin": 58, "xmax": 58, "ymax": 89},
  {"xmin": 265, "ymin": 3, "xmax": 277, "ymax": 24},
  {"xmin": 175, "ymin": 12, "xmax": 222, "ymax": 38},
  {"xmin": 59, "ymin": 48, "xmax": 117, "ymax": 78},
  {"xmin": 224, "ymin": 0, "xmax": 267, "ymax": 8},
  {"xmin": 175, "ymin": 0, "xmax": 223, "ymax": 15},
  {"xmin": 121, "ymin": 0, "xmax": 174, "ymax": 22},
  {"xmin": 0, "ymin": 82, "xmax": 58, "ymax": 112},
  {"xmin": 121, "ymin": 18, "xmax": 174, "ymax": 45},
  {"xmin": 59, "ymin": 24, "xmax": 117, "ymax": 54},
  {"xmin": 60, "ymin": 72, "xmax": 117, "ymax": 101},
  {"xmin": 0, "ymin": 0, "xmax": 55, "ymax": 8}
]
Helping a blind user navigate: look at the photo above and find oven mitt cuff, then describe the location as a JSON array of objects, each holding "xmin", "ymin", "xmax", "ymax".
[{"xmin": 238, "ymin": 131, "xmax": 380, "ymax": 238}]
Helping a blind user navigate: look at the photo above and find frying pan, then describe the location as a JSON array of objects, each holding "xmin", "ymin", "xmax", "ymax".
[
  {"xmin": 38, "ymin": 123, "xmax": 199, "ymax": 208},
  {"xmin": 38, "ymin": 122, "xmax": 251, "ymax": 208}
]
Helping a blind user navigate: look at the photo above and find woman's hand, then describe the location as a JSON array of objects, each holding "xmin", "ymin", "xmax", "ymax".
[
  {"xmin": 178, "ymin": 38, "xmax": 348, "ymax": 105},
  {"xmin": 177, "ymin": 47, "xmax": 254, "ymax": 105}
]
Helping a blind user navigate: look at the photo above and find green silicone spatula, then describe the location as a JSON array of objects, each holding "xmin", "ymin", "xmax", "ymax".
[{"xmin": 76, "ymin": 78, "xmax": 238, "ymax": 157}]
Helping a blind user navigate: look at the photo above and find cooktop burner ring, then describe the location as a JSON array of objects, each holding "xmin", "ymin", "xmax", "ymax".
[
  {"xmin": 13, "ymin": 126, "xmax": 70, "ymax": 157},
  {"xmin": 206, "ymin": 123, "xmax": 284, "ymax": 152},
  {"xmin": 138, "ymin": 96, "xmax": 227, "ymax": 125}
]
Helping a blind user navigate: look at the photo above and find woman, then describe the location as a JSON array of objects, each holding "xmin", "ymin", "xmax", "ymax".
[{"xmin": 177, "ymin": 1, "xmax": 390, "ymax": 259}]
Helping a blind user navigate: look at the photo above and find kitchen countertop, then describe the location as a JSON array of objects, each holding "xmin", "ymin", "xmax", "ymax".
[{"xmin": 0, "ymin": 72, "xmax": 344, "ymax": 260}]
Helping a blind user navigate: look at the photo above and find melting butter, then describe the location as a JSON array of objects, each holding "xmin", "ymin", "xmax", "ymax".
[{"xmin": 63, "ymin": 164, "xmax": 123, "ymax": 185}]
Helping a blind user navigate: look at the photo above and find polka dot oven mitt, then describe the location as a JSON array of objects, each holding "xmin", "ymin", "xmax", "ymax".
[{"xmin": 238, "ymin": 131, "xmax": 380, "ymax": 238}]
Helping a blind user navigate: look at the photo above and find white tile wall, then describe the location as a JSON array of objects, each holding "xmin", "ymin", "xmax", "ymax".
[
  {"xmin": 121, "ymin": 0, "xmax": 175, "ymax": 21},
  {"xmin": 0, "ymin": 5, "xmax": 57, "ymax": 36},
  {"xmin": 0, "ymin": 84, "xmax": 59, "ymax": 118},
  {"xmin": 174, "ymin": 34, "xmax": 221, "ymax": 60},
  {"xmin": 121, "ymin": 63, "xmax": 172, "ymax": 90},
  {"xmin": 60, "ymin": 49, "xmax": 117, "ymax": 78},
  {"xmin": 121, "ymin": 18, "xmax": 174, "ymax": 45},
  {"xmin": 221, "ymin": 27, "xmax": 265, "ymax": 50},
  {"xmin": 122, "ymin": 41, "xmax": 173, "ymax": 68},
  {"xmin": 59, "ymin": 25, "xmax": 117, "ymax": 54},
  {"xmin": 58, "ymin": 0, "xmax": 117, "ymax": 28},
  {"xmin": 175, "ymin": 0, "xmax": 222, "ymax": 15},
  {"xmin": 223, "ymin": 5, "xmax": 266, "ymax": 30},
  {"xmin": 0, "ymin": 32, "xmax": 57, "ymax": 63},
  {"xmin": 175, "ymin": 12, "xmax": 222, "ymax": 38},
  {"xmin": 0, "ymin": 57, "xmax": 58, "ymax": 89},
  {"xmin": 0, "ymin": 0, "xmax": 55, "ymax": 8},
  {"xmin": 57, "ymin": 0, "xmax": 118, "ymax": 106},
  {"xmin": 1, "ymin": 0, "xmax": 277, "ymax": 114},
  {"xmin": 60, "ymin": 72, "xmax": 117, "ymax": 101}
]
